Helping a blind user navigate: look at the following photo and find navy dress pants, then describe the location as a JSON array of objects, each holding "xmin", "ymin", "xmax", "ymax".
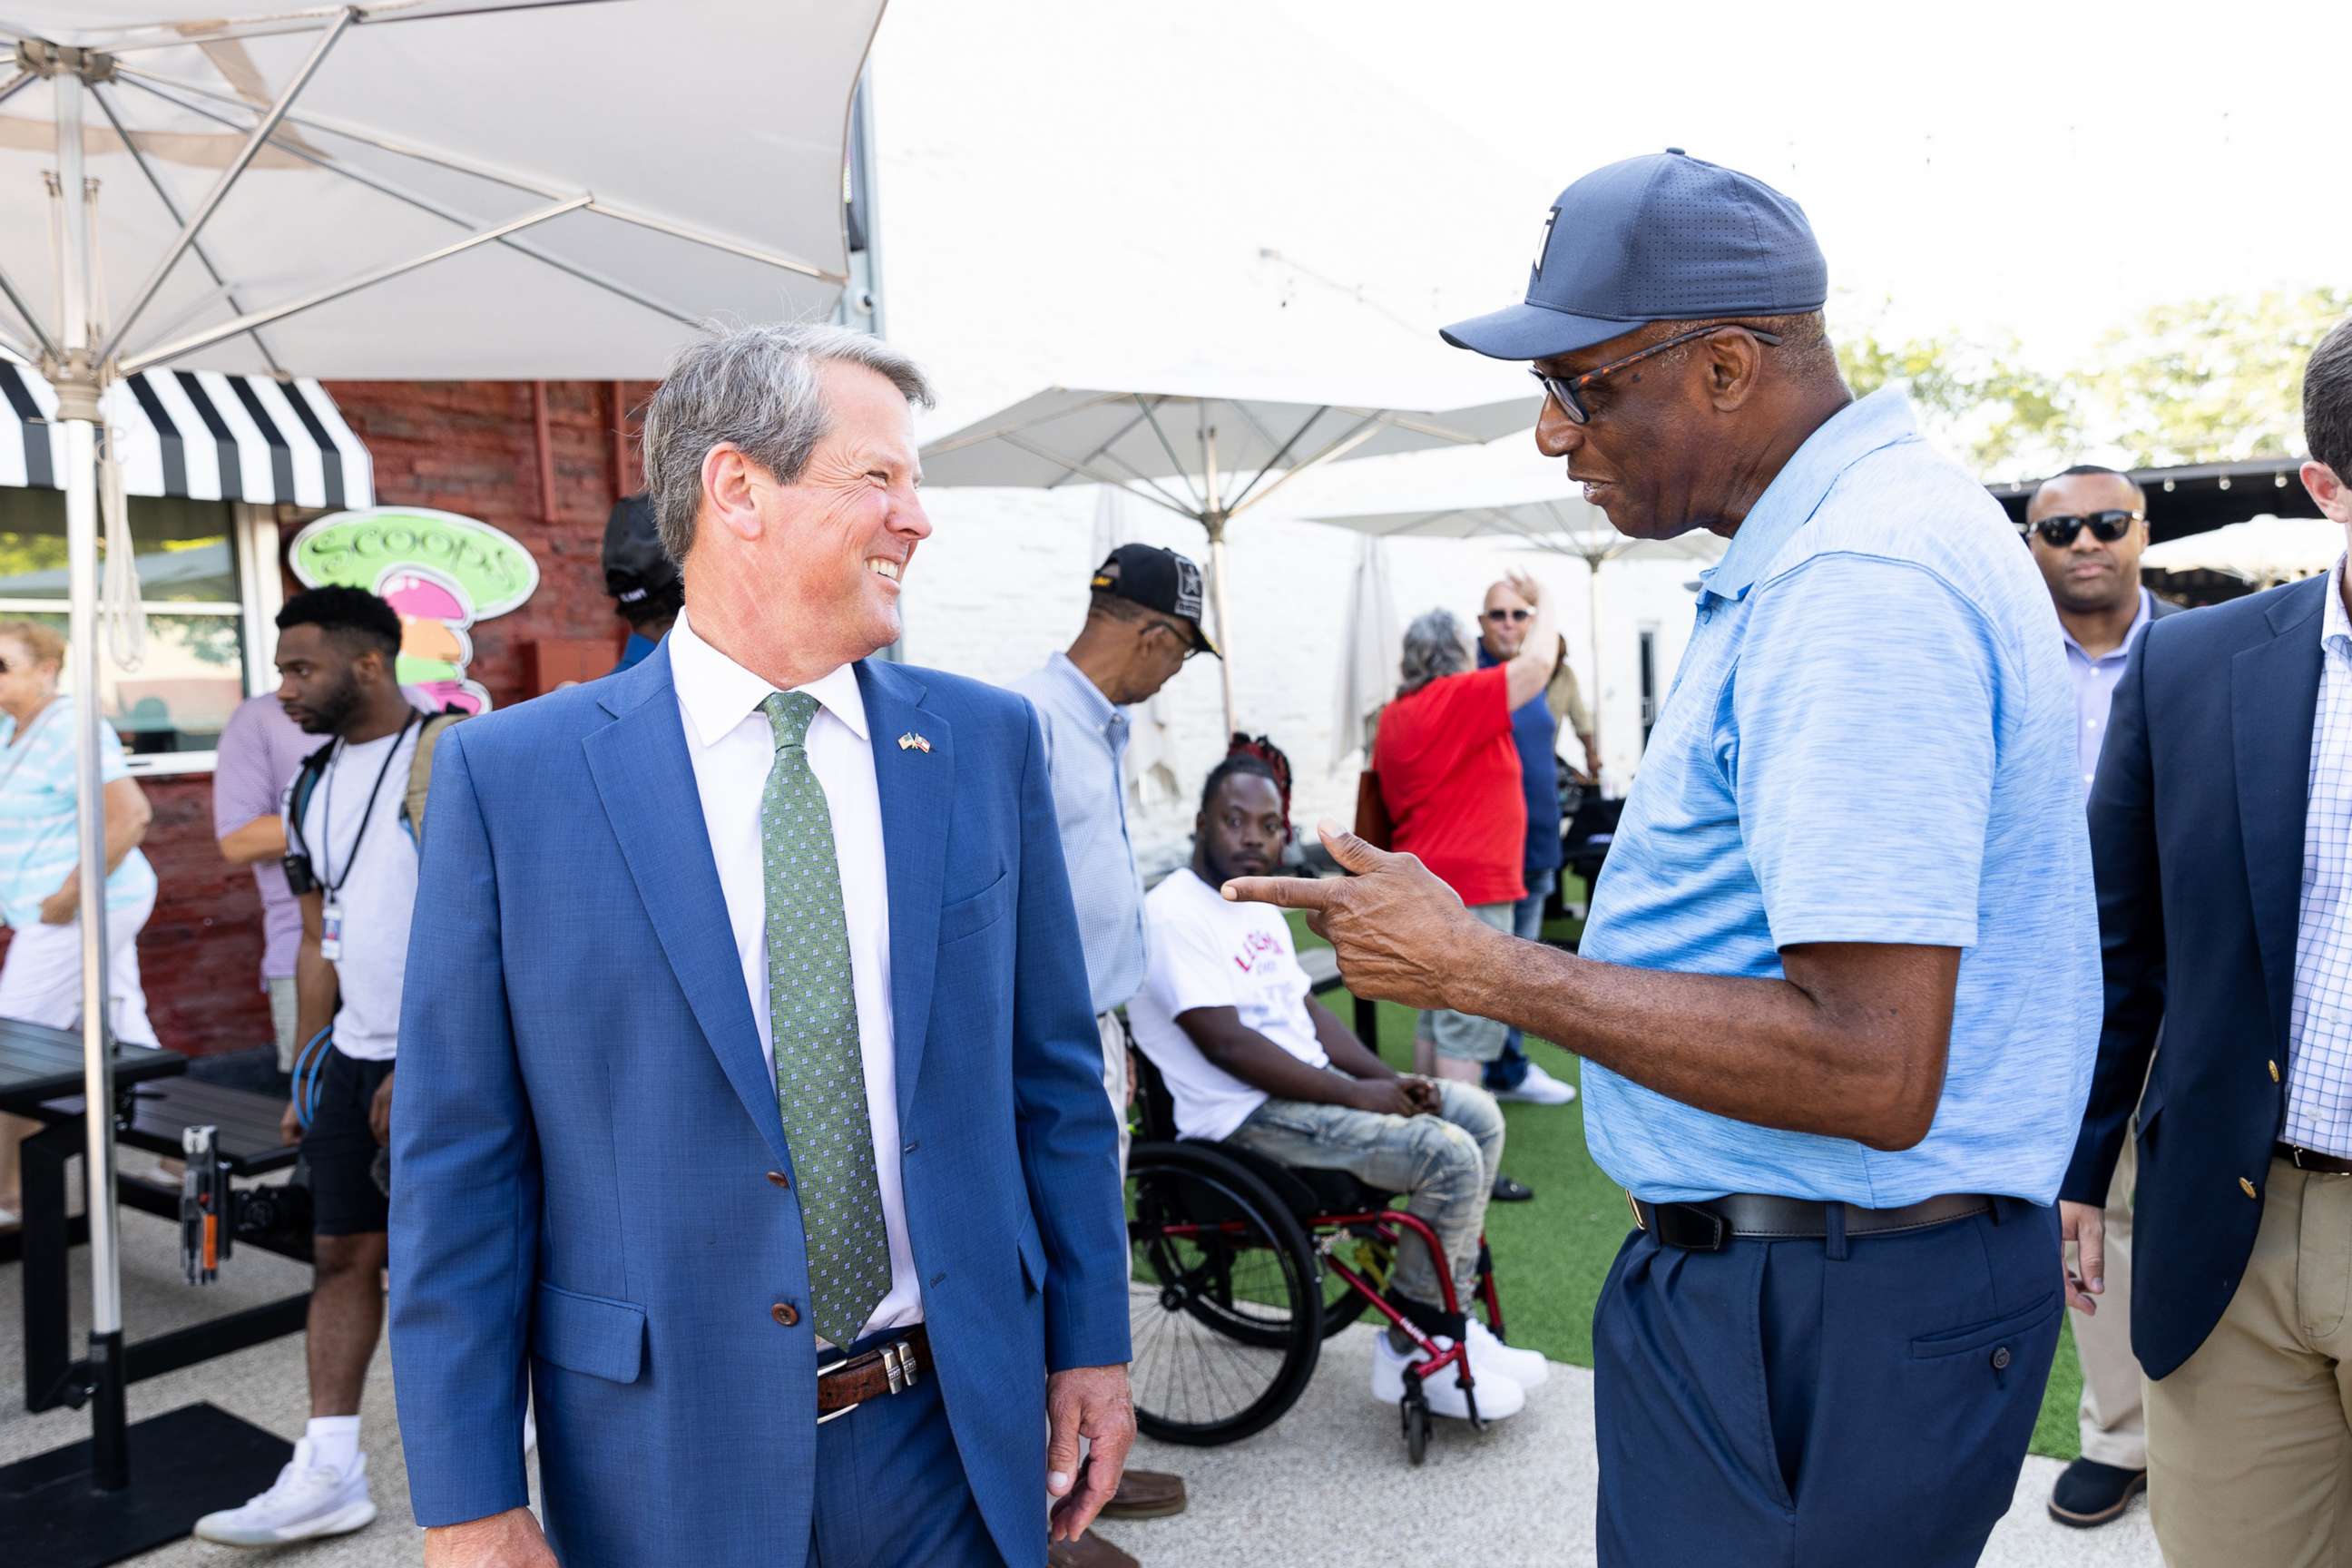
[
  {"xmin": 1593, "ymin": 1198, "xmax": 2063, "ymax": 1567},
  {"xmin": 806, "ymin": 1328, "xmax": 1005, "ymax": 1568}
]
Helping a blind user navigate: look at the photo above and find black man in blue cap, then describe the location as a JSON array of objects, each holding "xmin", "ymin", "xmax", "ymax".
[{"xmin": 1226, "ymin": 151, "xmax": 2095, "ymax": 1566}]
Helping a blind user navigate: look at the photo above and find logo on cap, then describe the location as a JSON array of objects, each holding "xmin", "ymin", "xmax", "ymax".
[
  {"xmin": 1531, "ymin": 207, "xmax": 1558, "ymax": 279},
  {"xmin": 1172, "ymin": 558, "xmax": 1205, "ymax": 622}
]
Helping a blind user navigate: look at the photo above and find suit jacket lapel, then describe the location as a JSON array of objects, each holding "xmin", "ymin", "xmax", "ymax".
[
  {"xmin": 2233, "ymin": 578, "xmax": 2328, "ymax": 1050},
  {"xmin": 583, "ymin": 646, "xmax": 790, "ymax": 1171},
  {"xmin": 857, "ymin": 661, "xmax": 952, "ymax": 1125}
]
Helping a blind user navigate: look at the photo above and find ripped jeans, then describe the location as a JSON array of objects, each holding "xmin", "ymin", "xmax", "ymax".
[{"xmin": 1224, "ymin": 1074, "xmax": 1504, "ymax": 1309}]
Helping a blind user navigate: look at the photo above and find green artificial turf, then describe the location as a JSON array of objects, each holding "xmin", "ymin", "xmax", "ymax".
[{"xmin": 1280, "ymin": 906, "xmax": 2085, "ymax": 1461}]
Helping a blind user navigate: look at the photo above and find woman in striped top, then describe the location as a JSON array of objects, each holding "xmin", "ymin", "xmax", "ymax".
[{"xmin": 0, "ymin": 621, "xmax": 159, "ymax": 1230}]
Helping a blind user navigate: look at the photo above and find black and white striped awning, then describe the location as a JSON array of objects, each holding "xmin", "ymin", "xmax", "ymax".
[{"xmin": 0, "ymin": 356, "xmax": 373, "ymax": 510}]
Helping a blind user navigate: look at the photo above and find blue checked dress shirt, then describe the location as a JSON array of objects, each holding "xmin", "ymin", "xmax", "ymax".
[
  {"xmin": 1008, "ymin": 652, "xmax": 1147, "ymax": 1014},
  {"xmin": 2287, "ymin": 557, "xmax": 2352, "ymax": 1157}
]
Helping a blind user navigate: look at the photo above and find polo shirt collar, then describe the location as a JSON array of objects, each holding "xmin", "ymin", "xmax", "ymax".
[
  {"xmin": 1700, "ymin": 387, "xmax": 1922, "ymax": 603},
  {"xmin": 668, "ymin": 608, "xmax": 869, "ymax": 750}
]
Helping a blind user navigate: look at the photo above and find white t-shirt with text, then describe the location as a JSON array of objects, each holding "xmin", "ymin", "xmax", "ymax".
[{"xmin": 1129, "ymin": 867, "xmax": 1328, "ymax": 1142}]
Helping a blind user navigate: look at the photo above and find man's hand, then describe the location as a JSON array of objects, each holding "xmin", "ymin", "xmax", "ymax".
[
  {"xmin": 424, "ymin": 1507, "xmax": 555, "ymax": 1567},
  {"xmin": 1345, "ymin": 1077, "xmax": 1422, "ymax": 1118},
  {"xmin": 368, "ymin": 1069, "xmax": 397, "ymax": 1147},
  {"xmin": 2061, "ymin": 1199, "xmax": 2105, "ymax": 1315},
  {"xmin": 1222, "ymin": 823, "xmax": 1492, "ymax": 1012},
  {"xmin": 279, "ymin": 1098, "xmax": 301, "ymax": 1146},
  {"xmin": 1399, "ymin": 1075, "xmax": 1444, "ymax": 1116},
  {"xmin": 1045, "ymin": 1363, "xmax": 1135, "ymax": 1544},
  {"xmin": 39, "ymin": 879, "xmax": 78, "ymax": 926}
]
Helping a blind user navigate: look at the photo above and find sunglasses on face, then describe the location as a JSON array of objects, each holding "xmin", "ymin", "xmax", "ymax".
[
  {"xmin": 2026, "ymin": 511, "xmax": 2143, "ymax": 547},
  {"xmin": 1531, "ymin": 324, "xmax": 1784, "ymax": 426},
  {"xmin": 1483, "ymin": 608, "xmax": 1532, "ymax": 624}
]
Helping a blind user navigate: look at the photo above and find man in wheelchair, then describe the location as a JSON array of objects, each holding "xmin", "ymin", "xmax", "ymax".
[{"xmin": 1126, "ymin": 750, "xmax": 1548, "ymax": 1420}]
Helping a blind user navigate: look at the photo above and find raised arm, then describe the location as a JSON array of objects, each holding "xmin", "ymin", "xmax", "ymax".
[{"xmin": 1502, "ymin": 569, "xmax": 1563, "ymax": 710}]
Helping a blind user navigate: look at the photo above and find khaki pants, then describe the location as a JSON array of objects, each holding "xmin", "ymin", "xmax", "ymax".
[
  {"xmin": 2145, "ymin": 1159, "xmax": 2352, "ymax": 1567},
  {"xmin": 2075, "ymin": 1132, "xmax": 2146, "ymax": 1468}
]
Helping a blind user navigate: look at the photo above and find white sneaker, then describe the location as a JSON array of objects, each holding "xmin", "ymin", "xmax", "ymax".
[
  {"xmin": 1467, "ymin": 1318, "xmax": 1551, "ymax": 1389},
  {"xmin": 1370, "ymin": 1331, "xmax": 1525, "ymax": 1421},
  {"xmin": 192, "ymin": 1440, "xmax": 377, "ymax": 1546},
  {"xmin": 1493, "ymin": 1061, "xmax": 1577, "ymax": 1106}
]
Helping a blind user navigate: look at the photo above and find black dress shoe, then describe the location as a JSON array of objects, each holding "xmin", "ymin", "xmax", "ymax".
[
  {"xmin": 1490, "ymin": 1173, "xmax": 1534, "ymax": 1202},
  {"xmin": 2047, "ymin": 1457, "xmax": 2147, "ymax": 1527}
]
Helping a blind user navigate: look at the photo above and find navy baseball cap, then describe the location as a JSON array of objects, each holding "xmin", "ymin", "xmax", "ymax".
[{"xmin": 1441, "ymin": 149, "xmax": 1828, "ymax": 363}]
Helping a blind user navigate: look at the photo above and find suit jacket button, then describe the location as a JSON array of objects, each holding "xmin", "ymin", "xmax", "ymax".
[
  {"xmin": 2269, "ymin": 1060, "xmax": 2281, "ymax": 1083},
  {"xmin": 2239, "ymin": 1176, "xmax": 2259, "ymax": 1200},
  {"xmin": 771, "ymin": 1302, "xmax": 799, "ymax": 1328},
  {"xmin": 767, "ymin": 1171, "xmax": 790, "ymax": 1189}
]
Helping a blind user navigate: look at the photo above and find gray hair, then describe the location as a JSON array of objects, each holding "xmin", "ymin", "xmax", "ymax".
[
  {"xmin": 1399, "ymin": 607, "xmax": 1473, "ymax": 696},
  {"xmin": 641, "ymin": 323, "xmax": 936, "ymax": 562}
]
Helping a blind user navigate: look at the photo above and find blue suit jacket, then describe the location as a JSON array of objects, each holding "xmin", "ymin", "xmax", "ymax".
[
  {"xmin": 387, "ymin": 643, "xmax": 1129, "ymax": 1566},
  {"xmin": 2063, "ymin": 574, "xmax": 2324, "ymax": 1379}
]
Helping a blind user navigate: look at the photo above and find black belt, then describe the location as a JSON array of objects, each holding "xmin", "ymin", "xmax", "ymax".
[
  {"xmin": 2276, "ymin": 1142, "xmax": 2352, "ymax": 1176},
  {"xmin": 1629, "ymin": 1191, "xmax": 1994, "ymax": 1252}
]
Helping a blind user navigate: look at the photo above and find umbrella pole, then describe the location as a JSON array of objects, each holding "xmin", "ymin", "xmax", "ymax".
[
  {"xmin": 51, "ymin": 63, "xmax": 129, "ymax": 1493},
  {"xmin": 1585, "ymin": 560, "xmax": 1603, "ymax": 780},
  {"xmin": 1207, "ymin": 514, "xmax": 1237, "ymax": 739}
]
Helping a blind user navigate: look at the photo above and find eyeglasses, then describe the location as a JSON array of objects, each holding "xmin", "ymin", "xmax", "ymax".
[
  {"xmin": 1482, "ymin": 608, "xmax": 1532, "ymax": 624},
  {"xmin": 1530, "ymin": 324, "xmax": 1783, "ymax": 426},
  {"xmin": 2026, "ymin": 511, "xmax": 2143, "ymax": 548},
  {"xmin": 1147, "ymin": 620, "xmax": 1203, "ymax": 662}
]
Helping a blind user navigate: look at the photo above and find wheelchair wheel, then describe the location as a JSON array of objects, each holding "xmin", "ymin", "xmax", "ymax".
[{"xmin": 1127, "ymin": 1142, "xmax": 1321, "ymax": 1446}]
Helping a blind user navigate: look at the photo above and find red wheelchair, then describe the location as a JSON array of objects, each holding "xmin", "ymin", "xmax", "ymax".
[{"xmin": 1123, "ymin": 1054, "xmax": 1508, "ymax": 1465}]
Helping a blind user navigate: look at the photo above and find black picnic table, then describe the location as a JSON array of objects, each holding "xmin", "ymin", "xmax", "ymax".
[{"xmin": 0, "ymin": 1017, "xmax": 185, "ymax": 1117}]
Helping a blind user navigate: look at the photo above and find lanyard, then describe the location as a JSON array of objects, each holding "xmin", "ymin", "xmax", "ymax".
[{"xmin": 315, "ymin": 712, "xmax": 416, "ymax": 897}]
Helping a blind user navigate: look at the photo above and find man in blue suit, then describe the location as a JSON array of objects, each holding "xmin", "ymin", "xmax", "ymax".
[
  {"xmin": 389, "ymin": 324, "xmax": 1134, "ymax": 1567},
  {"xmin": 2062, "ymin": 315, "xmax": 2352, "ymax": 1565}
]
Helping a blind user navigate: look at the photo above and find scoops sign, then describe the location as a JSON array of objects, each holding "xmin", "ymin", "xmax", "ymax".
[{"xmin": 288, "ymin": 507, "xmax": 541, "ymax": 715}]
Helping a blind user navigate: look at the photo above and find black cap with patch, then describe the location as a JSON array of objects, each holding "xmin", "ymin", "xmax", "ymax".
[
  {"xmin": 1093, "ymin": 543, "xmax": 1220, "ymax": 656},
  {"xmin": 603, "ymin": 495, "xmax": 681, "ymax": 605}
]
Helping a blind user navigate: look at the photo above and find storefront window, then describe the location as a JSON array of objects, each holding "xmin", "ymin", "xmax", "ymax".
[{"xmin": 0, "ymin": 488, "xmax": 248, "ymax": 763}]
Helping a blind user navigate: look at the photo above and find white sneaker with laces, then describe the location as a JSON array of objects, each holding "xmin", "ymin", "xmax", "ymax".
[
  {"xmin": 1493, "ymin": 1061, "xmax": 1578, "ymax": 1106},
  {"xmin": 1467, "ymin": 1318, "xmax": 1551, "ymax": 1388},
  {"xmin": 1369, "ymin": 1331, "xmax": 1525, "ymax": 1421},
  {"xmin": 192, "ymin": 1440, "xmax": 377, "ymax": 1546}
]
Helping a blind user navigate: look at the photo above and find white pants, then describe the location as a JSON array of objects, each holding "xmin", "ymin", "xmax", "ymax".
[{"xmin": 0, "ymin": 883, "xmax": 160, "ymax": 1047}]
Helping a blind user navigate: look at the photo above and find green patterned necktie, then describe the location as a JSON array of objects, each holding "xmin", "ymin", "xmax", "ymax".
[{"xmin": 759, "ymin": 691, "xmax": 892, "ymax": 1346}]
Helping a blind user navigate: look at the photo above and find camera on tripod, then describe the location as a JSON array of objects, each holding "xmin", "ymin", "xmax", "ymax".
[{"xmin": 179, "ymin": 1124, "xmax": 312, "ymax": 1285}]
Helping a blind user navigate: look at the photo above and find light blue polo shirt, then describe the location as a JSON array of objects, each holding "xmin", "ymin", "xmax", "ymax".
[
  {"xmin": 0, "ymin": 694, "xmax": 158, "ymax": 930},
  {"xmin": 1579, "ymin": 389, "xmax": 2099, "ymax": 1208}
]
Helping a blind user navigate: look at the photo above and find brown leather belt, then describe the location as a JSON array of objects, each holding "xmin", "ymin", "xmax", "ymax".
[
  {"xmin": 816, "ymin": 1324, "xmax": 929, "ymax": 1423},
  {"xmin": 2276, "ymin": 1142, "xmax": 2352, "ymax": 1176},
  {"xmin": 1629, "ymin": 1191, "xmax": 1994, "ymax": 1251}
]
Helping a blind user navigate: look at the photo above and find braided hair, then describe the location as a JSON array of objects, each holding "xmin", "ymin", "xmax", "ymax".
[{"xmin": 1200, "ymin": 732, "xmax": 1294, "ymax": 823}]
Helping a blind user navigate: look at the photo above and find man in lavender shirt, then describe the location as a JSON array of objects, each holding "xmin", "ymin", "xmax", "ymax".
[
  {"xmin": 2024, "ymin": 463, "xmax": 2181, "ymax": 1529},
  {"xmin": 215, "ymin": 684, "xmax": 440, "ymax": 1070}
]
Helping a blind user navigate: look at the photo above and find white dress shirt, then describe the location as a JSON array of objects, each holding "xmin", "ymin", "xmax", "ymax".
[
  {"xmin": 667, "ymin": 611, "xmax": 921, "ymax": 1340},
  {"xmin": 2288, "ymin": 561, "xmax": 2352, "ymax": 1158}
]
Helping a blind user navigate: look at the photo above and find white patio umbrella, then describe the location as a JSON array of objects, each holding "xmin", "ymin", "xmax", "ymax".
[
  {"xmin": 1309, "ymin": 496, "xmax": 1724, "ymax": 759},
  {"xmin": 2141, "ymin": 513, "xmax": 2342, "ymax": 586},
  {"xmin": 1330, "ymin": 532, "xmax": 1397, "ymax": 772},
  {"xmin": 916, "ymin": 386, "xmax": 1533, "ymax": 736},
  {"xmin": 0, "ymin": 0, "xmax": 879, "ymax": 1540}
]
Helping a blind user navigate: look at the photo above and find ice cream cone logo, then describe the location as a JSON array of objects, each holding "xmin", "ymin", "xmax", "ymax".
[{"xmin": 289, "ymin": 507, "xmax": 540, "ymax": 714}]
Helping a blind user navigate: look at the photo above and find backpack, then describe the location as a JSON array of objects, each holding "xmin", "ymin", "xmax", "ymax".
[{"xmin": 289, "ymin": 710, "xmax": 466, "ymax": 852}]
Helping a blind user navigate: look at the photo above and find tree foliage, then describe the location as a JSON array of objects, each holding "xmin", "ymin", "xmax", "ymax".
[{"xmin": 1835, "ymin": 284, "xmax": 2351, "ymax": 481}]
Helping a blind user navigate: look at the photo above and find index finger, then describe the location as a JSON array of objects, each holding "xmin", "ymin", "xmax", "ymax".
[{"xmin": 1221, "ymin": 876, "xmax": 1338, "ymax": 911}]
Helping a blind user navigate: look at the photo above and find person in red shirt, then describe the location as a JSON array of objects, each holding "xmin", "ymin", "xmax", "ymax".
[{"xmin": 1374, "ymin": 577, "xmax": 1563, "ymax": 1088}]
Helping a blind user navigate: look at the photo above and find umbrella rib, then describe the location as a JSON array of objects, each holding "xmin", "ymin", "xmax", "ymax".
[
  {"xmin": 120, "ymin": 194, "xmax": 591, "ymax": 375},
  {"xmin": 118, "ymin": 74, "xmax": 704, "ymax": 330},
  {"xmin": 1224, "ymin": 413, "xmax": 1383, "ymax": 520},
  {"xmin": 85, "ymin": 0, "xmax": 630, "ymax": 54},
  {"xmin": 993, "ymin": 433, "xmax": 1201, "ymax": 521},
  {"xmin": 1093, "ymin": 446, "xmax": 1203, "ymax": 515},
  {"xmin": 0, "ymin": 260, "xmax": 57, "ymax": 361},
  {"xmin": 99, "ymin": 9, "xmax": 354, "ymax": 367},
  {"xmin": 91, "ymin": 83, "xmax": 286, "ymax": 377},
  {"xmin": 0, "ymin": 68, "xmax": 33, "ymax": 109},
  {"xmin": 1129, "ymin": 396, "xmax": 1207, "ymax": 510},
  {"xmin": 111, "ymin": 65, "xmax": 841, "ymax": 285},
  {"xmin": 1222, "ymin": 403, "xmax": 1329, "ymax": 513}
]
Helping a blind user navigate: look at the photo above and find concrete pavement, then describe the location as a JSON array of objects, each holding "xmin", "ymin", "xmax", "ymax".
[{"xmin": 2, "ymin": 1196, "xmax": 2156, "ymax": 1565}]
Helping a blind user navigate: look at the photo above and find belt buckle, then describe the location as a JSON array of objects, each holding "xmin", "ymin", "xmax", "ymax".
[
  {"xmin": 880, "ymin": 1338, "xmax": 921, "ymax": 1394},
  {"xmin": 816, "ymin": 1353, "xmax": 860, "ymax": 1426},
  {"xmin": 1626, "ymin": 1191, "xmax": 1645, "ymax": 1231}
]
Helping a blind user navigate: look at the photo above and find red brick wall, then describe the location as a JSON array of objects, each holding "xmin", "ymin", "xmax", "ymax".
[{"xmin": 113, "ymin": 379, "xmax": 656, "ymax": 1054}]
